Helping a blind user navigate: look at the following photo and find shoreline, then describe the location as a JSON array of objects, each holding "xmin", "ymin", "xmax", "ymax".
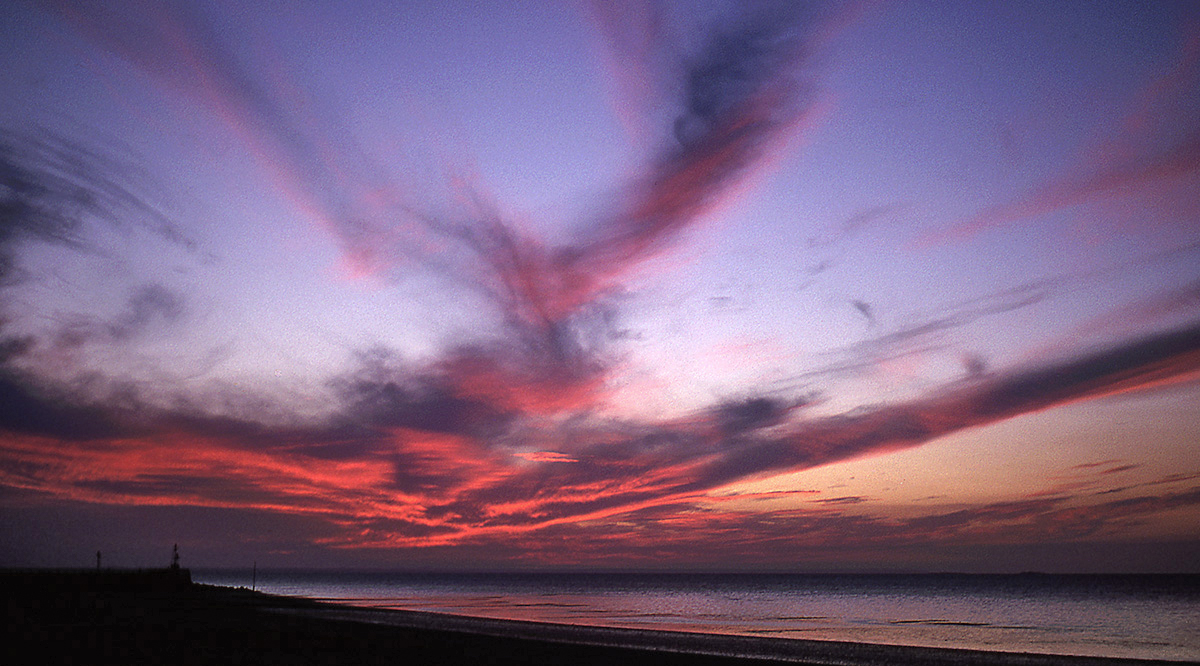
[
  {"xmin": 3, "ymin": 570, "xmax": 1193, "ymax": 665},
  {"xmin": 270, "ymin": 603, "xmax": 1173, "ymax": 665},
  {"xmin": 274, "ymin": 599, "xmax": 1195, "ymax": 666}
]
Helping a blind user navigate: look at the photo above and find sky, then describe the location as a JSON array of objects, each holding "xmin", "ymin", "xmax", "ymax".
[{"xmin": 1, "ymin": 0, "xmax": 1198, "ymax": 573}]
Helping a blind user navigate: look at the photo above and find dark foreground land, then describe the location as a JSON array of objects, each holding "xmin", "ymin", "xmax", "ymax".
[{"xmin": 1, "ymin": 569, "xmax": 1192, "ymax": 665}]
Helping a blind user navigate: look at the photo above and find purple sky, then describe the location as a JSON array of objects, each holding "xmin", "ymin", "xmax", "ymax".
[{"xmin": 1, "ymin": 0, "xmax": 1198, "ymax": 572}]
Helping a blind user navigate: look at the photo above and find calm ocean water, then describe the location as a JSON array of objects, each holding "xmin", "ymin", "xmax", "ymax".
[{"xmin": 193, "ymin": 571, "xmax": 1200, "ymax": 661}]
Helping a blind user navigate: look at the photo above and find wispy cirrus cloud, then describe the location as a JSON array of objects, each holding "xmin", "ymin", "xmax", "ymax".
[
  {"xmin": 43, "ymin": 0, "xmax": 842, "ymax": 424},
  {"xmin": 3, "ymin": 1, "xmax": 1198, "ymax": 569},
  {"xmin": 1, "ymin": 124, "xmax": 1197, "ymax": 555},
  {"xmin": 0, "ymin": 129, "xmax": 193, "ymax": 285},
  {"xmin": 920, "ymin": 135, "xmax": 1200, "ymax": 247},
  {"xmin": 917, "ymin": 25, "xmax": 1200, "ymax": 249}
]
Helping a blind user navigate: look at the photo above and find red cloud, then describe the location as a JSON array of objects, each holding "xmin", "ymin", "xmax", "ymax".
[{"xmin": 6, "ymin": 321, "xmax": 1196, "ymax": 557}]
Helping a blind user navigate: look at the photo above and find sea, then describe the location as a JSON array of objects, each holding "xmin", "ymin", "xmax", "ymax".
[{"xmin": 192, "ymin": 571, "xmax": 1200, "ymax": 661}]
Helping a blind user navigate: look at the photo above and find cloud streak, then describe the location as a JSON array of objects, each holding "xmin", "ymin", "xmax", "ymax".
[
  {"xmin": 921, "ymin": 134, "xmax": 1200, "ymax": 247},
  {"xmin": 0, "ymin": 129, "xmax": 190, "ymax": 284},
  {"xmin": 44, "ymin": 0, "xmax": 839, "ymax": 422},
  {"xmin": 2, "ymin": 309, "xmax": 1196, "ymax": 552},
  {"xmin": 918, "ymin": 23, "xmax": 1200, "ymax": 248}
]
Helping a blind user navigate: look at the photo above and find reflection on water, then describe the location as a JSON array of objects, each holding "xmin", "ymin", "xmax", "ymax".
[{"xmin": 194, "ymin": 572, "xmax": 1200, "ymax": 661}]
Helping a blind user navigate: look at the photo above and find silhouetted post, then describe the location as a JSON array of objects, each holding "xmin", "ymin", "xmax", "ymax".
[
  {"xmin": 252, "ymin": 561, "xmax": 257, "ymax": 591},
  {"xmin": 171, "ymin": 543, "xmax": 180, "ymax": 571},
  {"xmin": 96, "ymin": 550, "xmax": 101, "ymax": 570}
]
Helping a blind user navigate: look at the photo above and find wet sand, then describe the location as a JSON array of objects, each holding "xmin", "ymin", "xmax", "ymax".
[{"xmin": 1, "ymin": 570, "xmax": 1189, "ymax": 665}]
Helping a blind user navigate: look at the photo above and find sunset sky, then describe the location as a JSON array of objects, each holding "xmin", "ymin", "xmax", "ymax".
[{"xmin": 2, "ymin": 0, "xmax": 1199, "ymax": 572}]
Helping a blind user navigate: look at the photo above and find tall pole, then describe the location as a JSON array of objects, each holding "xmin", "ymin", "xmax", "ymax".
[{"xmin": 252, "ymin": 561, "xmax": 257, "ymax": 591}]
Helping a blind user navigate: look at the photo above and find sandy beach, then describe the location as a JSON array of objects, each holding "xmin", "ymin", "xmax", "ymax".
[{"xmin": 2, "ymin": 570, "xmax": 1191, "ymax": 665}]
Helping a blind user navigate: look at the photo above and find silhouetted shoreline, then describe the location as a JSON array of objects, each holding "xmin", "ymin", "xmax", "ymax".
[{"xmin": 2, "ymin": 569, "xmax": 1191, "ymax": 665}]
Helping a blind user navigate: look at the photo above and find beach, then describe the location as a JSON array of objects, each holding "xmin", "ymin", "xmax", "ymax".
[{"xmin": 2, "ymin": 570, "xmax": 1193, "ymax": 665}]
